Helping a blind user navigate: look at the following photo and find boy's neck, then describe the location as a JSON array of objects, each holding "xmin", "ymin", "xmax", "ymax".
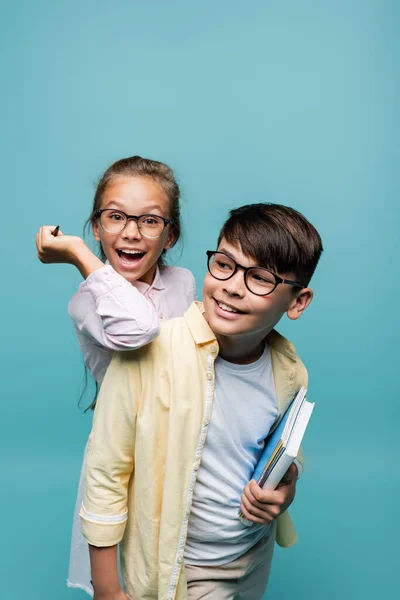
[{"xmin": 215, "ymin": 333, "xmax": 268, "ymax": 365}]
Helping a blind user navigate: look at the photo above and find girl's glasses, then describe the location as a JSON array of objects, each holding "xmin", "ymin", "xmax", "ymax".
[
  {"xmin": 96, "ymin": 209, "xmax": 171, "ymax": 239},
  {"xmin": 206, "ymin": 250, "xmax": 305, "ymax": 296}
]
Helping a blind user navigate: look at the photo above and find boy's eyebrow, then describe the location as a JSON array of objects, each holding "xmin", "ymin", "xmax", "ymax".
[
  {"xmin": 218, "ymin": 246, "xmax": 258, "ymax": 268},
  {"xmin": 218, "ymin": 246, "xmax": 277, "ymax": 273}
]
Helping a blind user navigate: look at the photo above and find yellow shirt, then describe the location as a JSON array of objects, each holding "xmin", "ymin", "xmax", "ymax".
[{"xmin": 80, "ymin": 302, "xmax": 308, "ymax": 600}]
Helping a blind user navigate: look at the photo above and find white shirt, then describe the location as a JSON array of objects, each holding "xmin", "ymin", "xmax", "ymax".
[
  {"xmin": 68, "ymin": 263, "xmax": 196, "ymax": 383},
  {"xmin": 185, "ymin": 344, "xmax": 278, "ymax": 566}
]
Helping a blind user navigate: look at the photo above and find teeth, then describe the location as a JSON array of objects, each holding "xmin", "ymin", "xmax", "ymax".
[
  {"xmin": 118, "ymin": 250, "xmax": 144, "ymax": 255},
  {"xmin": 218, "ymin": 301, "xmax": 238, "ymax": 313}
]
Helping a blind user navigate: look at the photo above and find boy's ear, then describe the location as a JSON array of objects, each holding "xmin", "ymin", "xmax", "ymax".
[
  {"xmin": 287, "ymin": 288, "xmax": 313, "ymax": 321},
  {"xmin": 92, "ymin": 219, "xmax": 101, "ymax": 242}
]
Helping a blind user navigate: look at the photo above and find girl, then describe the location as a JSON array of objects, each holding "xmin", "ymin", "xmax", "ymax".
[{"xmin": 36, "ymin": 156, "xmax": 196, "ymax": 597}]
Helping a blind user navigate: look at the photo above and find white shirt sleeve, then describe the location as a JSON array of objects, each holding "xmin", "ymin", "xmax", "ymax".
[
  {"xmin": 68, "ymin": 265, "xmax": 160, "ymax": 352},
  {"xmin": 185, "ymin": 270, "xmax": 197, "ymax": 305}
]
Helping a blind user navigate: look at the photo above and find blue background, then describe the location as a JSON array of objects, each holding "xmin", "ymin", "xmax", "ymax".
[{"xmin": 1, "ymin": 1, "xmax": 399, "ymax": 598}]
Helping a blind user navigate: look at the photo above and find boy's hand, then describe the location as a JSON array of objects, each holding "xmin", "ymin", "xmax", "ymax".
[
  {"xmin": 240, "ymin": 463, "xmax": 298, "ymax": 526},
  {"xmin": 36, "ymin": 225, "xmax": 86, "ymax": 265},
  {"xmin": 93, "ymin": 591, "xmax": 131, "ymax": 600}
]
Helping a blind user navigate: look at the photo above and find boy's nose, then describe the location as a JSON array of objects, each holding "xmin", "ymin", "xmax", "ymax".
[
  {"xmin": 122, "ymin": 219, "xmax": 142, "ymax": 240},
  {"xmin": 222, "ymin": 271, "xmax": 246, "ymax": 298}
]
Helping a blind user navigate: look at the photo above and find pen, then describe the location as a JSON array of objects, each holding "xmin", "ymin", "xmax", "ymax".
[{"xmin": 52, "ymin": 225, "xmax": 60, "ymax": 237}]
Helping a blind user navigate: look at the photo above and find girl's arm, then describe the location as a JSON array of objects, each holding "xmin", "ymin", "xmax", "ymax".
[
  {"xmin": 69, "ymin": 266, "xmax": 160, "ymax": 352},
  {"xmin": 36, "ymin": 225, "xmax": 104, "ymax": 278},
  {"xmin": 36, "ymin": 225, "xmax": 160, "ymax": 353}
]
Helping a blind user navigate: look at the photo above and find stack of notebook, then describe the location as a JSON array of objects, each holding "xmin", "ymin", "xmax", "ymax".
[{"xmin": 240, "ymin": 386, "xmax": 314, "ymax": 525}]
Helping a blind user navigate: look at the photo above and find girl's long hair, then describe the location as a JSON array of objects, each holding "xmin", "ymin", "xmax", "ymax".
[{"xmin": 80, "ymin": 155, "xmax": 182, "ymax": 411}]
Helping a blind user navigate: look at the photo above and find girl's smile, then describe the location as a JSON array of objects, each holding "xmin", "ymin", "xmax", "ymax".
[{"xmin": 115, "ymin": 248, "xmax": 147, "ymax": 270}]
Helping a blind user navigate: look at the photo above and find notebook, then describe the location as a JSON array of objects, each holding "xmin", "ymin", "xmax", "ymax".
[{"xmin": 239, "ymin": 386, "xmax": 314, "ymax": 526}]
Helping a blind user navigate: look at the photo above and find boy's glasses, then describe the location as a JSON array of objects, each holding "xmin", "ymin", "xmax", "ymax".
[
  {"xmin": 206, "ymin": 251, "xmax": 305, "ymax": 296},
  {"xmin": 96, "ymin": 209, "xmax": 171, "ymax": 239}
]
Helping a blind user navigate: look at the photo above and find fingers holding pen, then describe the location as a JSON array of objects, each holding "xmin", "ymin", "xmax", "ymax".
[
  {"xmin": 36, "ymin": 225, "xmax": 58, "ymax": 260},
  {"xmin": 36, "ymin": 224, "xmax": 82, "ymax": 265}
]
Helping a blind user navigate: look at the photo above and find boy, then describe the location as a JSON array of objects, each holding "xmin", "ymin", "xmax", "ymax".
[{"xmin": 80, "ymin": 203, "xmax": 323, "ymax": 600}]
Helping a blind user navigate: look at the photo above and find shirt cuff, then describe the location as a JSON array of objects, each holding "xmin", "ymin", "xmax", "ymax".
[{"xmin": 80, "ymin": 505, "xmax": 127, "ymax": 547}]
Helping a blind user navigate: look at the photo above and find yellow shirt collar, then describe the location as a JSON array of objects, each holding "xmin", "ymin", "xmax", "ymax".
[{"xmin": 184, "ymin": 302, "xmax": 298, "ymax": 362}]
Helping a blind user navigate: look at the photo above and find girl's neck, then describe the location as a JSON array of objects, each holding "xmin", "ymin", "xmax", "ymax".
[{"xmin": 137, "ymin": 263, "xmax": 158, "ymax": 286}]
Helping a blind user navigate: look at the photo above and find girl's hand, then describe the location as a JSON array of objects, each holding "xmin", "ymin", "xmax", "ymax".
[
  {"xmin": 36, "ymin": 225, "xmax": 86, "ymax": 265},
  {"xmin": 240, "ymin": 463, "xmax": 298, "ymax": 526}
]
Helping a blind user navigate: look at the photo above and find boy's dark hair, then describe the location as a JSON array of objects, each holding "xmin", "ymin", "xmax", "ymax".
[{"xmin": 218, "ymin": 203, "xmax": 323, "ymax": 287}]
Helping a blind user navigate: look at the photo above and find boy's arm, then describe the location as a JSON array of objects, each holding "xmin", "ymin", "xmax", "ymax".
[
  {"xmin": 240, "ymin": 463, "xmax": 298, "ymax": 526},
  {"xmin": 80, "ymin": 352, "xmax": 139, "ymax": 590},
  {"xmin": 294, "ymin": 446, "xmax": 304, "ymax": 478},
  {"xmin": 89, "ymin": 545, "xmax": 130, "ymax": 600}
]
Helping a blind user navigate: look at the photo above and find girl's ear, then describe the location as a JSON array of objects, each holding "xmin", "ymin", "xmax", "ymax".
[
  {"xmin": 92, "ymin": 219, "xmax": 101, "ymax": 242},
  {"xmin": 163, "ymin": 229, "xmax": 176, "ymax": 252},
  {"xmin": 287, "ymin": 288, "xmax": 313, "ymax": 321}
]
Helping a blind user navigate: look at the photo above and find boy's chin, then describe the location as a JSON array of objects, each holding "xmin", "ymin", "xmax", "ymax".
[{"xmin": 206, "ymin": 314, "xmax": 245, "ymax": 337}]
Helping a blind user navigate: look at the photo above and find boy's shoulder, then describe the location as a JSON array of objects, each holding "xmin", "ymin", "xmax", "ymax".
[
  {"xmin": 267, "ymin": 329, "xmax": 298, "ymax": 361},
  {"xmin": 267, "ymin": 329, "xmax": 308, "ymax": 389}
]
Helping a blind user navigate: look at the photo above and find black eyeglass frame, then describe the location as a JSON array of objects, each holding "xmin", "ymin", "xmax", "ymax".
[
  {"xmin": 95, "ymin": 209, "xmax": 172, "ymax": 238},
  {"xmin": 206, "ymin": 250, "xmax": 305, "ymax": 296}
]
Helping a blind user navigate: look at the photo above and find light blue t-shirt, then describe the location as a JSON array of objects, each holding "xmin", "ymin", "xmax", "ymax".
[{"xmin": 185, "ymin": 343, "xmax": 278, "ymax": 566}]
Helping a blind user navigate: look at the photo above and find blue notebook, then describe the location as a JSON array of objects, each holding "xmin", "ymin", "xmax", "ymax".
[{"xmin": 239, "ymin": 386, "xmax": 314, "ymax": 525}]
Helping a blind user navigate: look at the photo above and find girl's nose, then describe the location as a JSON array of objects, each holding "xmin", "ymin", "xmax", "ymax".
[{"xmin": 122, "ymin": 219, "xmax": 142, "ymax": 240}]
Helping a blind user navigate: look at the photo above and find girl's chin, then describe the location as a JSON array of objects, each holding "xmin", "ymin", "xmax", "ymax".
[{"xmin": 109, "ymin": 257, "xmax": 157, "ymax": 286}]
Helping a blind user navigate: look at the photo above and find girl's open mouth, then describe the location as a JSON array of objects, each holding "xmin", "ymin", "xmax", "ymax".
[{"xmin": 116, "ymin": 249, "xmax": 146, "ymax": 267}]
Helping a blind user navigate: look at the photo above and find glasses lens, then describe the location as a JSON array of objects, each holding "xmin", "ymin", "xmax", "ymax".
[
  {"xmin": 208, "ymin": 252, "xmax": 236, "ymax": 279},
  {"xmin": 138, "ymin": 215, "xmax": 166, "ymax": 239},
  {"xmin": 246, "ymin": 268, "xmax": 276, "ymax": 295},
  {"xmin": 100, "ymin": 210, "xmax": 127, "ymax": 233}
]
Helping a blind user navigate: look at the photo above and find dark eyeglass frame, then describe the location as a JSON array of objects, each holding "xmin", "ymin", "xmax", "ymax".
[
  {"xmin": 206, "ymin": 250, "xmax": 305, "ymax": 296},
  {"xmin": 95, "ymin": 209, "xmax": 172, "ymax": 238}
]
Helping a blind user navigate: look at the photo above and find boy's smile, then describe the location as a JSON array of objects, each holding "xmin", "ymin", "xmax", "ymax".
[
  {"xmin": 202, "ymin": 239, "xmax": 312, "ymax": 363},
  {"xmin": 213, "ymin": 298, "xmax": 246, "ymax": 318}
]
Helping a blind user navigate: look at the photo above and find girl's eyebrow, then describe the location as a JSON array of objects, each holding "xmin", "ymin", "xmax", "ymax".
[{"xmin": 103, "ymin": 198, "xmax": 164, "ymax": 213}]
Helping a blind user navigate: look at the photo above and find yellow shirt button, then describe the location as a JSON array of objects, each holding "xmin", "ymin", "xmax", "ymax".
[{"xmin": 210, "ymin": 345, "xmax": 217, "ymax": 354}]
